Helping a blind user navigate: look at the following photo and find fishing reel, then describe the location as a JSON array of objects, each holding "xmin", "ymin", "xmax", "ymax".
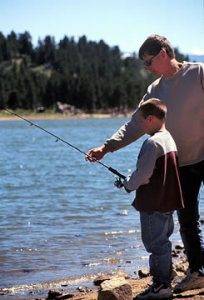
[
  {"xmin": 114, "ymin": 177, "xmax": 124, "ymax": 189},
  {"xmin": 114, "ymin": 177, "xmax": 131, "ymax": 193}
]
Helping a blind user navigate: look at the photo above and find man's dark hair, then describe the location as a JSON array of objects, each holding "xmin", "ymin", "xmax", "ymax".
[
  {"xmin": 139, "ymin": 35, "xmax": 175, "ymax": 59},
  {"xmin": 138, "ymin": 98, "xmax": 167, "ymax": 120}
]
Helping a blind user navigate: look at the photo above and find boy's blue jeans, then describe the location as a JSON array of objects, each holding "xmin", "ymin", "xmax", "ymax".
[{"xmin": 140, "ymin": 211, "xmax": 174, "ymax": 286}]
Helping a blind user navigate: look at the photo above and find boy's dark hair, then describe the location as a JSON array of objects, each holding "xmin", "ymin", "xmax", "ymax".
[
  {"xmin": 138, "ymin": 98, "xmax": 167, "ymax": 120},
  {"xmin": 139, "ymin": 35, "xmax": 174, "ymax": 59}
]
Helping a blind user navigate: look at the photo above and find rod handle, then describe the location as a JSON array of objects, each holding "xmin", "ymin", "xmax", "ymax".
[{"xmin": 108, "ymin": 167, "xmax": 126, "ymax": 179}]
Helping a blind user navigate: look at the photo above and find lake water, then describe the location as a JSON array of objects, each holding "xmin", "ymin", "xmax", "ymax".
[{"xmin": 0, "ymin": 117, "xmax": 203, "ymax": 294}]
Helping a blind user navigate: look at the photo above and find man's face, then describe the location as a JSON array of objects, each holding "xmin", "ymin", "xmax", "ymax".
[{"xmin": 142, "ymin": 49, "xmax": 165, "ymax": 76}]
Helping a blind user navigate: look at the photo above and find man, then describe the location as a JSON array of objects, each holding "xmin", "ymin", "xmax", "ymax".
[{"xmin": 86, "ymin": 35, "xmax": 204, "ymax": 293}]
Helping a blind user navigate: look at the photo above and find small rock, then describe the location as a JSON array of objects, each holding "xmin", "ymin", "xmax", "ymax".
[
  {"xmin": 94, "ymin": 275, "xmax": 112, "ymax": 286},
  {"xmin": 61, "ymin": 284, "xmax": 68, "ymax": 287},
  {"xmin": 77, "ymin": 286, "xmax": 87, "ymax": 293},
  {"xmin": 46, "ymin": 290, "xmax": 62, "ymax": 299},
  {"xmin": 138, "ymin": 269, "xmax": 149, "ymax": 278},
  {"xmin": 172, "ymin": 250, "xmax": 179, "ymax": 257},
  {"xmin": 175, "ymin": 245, "xmax": 184, "ymax": 250},
  {"xmin": 98, "ymin": 277, "xmax": 132, "ymax": 300}
]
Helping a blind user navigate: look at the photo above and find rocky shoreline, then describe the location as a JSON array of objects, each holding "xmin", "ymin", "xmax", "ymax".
[
  {"xmin": 1, "ymin": 246, "xmax": 204, "ymax": 300},
  {"xmin": 0, "ymin": 107, "xmax": 133, "ymax": 121}
]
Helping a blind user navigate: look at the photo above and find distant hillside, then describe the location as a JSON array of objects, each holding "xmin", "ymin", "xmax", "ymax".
[
  {"xmin": 189, "ymin": 54, "xmax": 204, "ymax": 62},
  {"xmin": 0, "ymin": 31, "xmax": 198, "ymax": 112}
]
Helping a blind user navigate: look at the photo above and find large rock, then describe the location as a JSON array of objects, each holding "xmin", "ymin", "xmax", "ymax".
[{"xmin": 98, "ymin": 277, "xmax": 133, "ymax": 300}]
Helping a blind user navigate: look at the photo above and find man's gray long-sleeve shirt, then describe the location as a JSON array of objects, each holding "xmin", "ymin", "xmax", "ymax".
[{"xmin": 105, "ymin": 62, "xmax": 204, "ymax": 167}]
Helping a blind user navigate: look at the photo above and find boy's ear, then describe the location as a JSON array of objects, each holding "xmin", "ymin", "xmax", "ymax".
[{"xmin": 146, "ymin": 115, "xmax": 153, "ymax": 122}]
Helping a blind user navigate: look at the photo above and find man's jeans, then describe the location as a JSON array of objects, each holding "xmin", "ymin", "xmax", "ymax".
[
  {"xmin": 140, "ymin": 211, "xmax": 174, "ymax": 285},
  {"xmin": 177, "ymin": 160, "xmax": 204, "ymax": 274}
]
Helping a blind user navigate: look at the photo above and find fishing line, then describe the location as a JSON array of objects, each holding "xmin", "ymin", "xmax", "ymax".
[{"xmin": 5, "ymin": 109, "xmax": 126, "ymax": 179}]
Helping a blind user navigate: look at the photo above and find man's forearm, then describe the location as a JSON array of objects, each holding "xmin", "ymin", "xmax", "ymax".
[{"xmin": 105, "ymin": 112, "xmax": 144, "ymax": 152}]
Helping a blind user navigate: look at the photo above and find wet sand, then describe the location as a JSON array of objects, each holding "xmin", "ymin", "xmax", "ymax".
[
  {"xmin": 1, "ymin": 251, "xmax": 204, "ymax": 300},
  {"xmin": 1, "ymin": 271, "xmax": 204, "ymax": 300}
]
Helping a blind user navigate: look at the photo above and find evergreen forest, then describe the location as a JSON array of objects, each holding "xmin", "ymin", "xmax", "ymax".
[{"xmin": 0, "ymin": 31, "xmax": 189, "ymax": 113}]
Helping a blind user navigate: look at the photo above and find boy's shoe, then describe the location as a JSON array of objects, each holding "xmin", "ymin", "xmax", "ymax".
[
  {"xmin": 135, "ymin": 283, "xmax": 173, "ymax": 299},
  {"xmin": 174, "ymin": 270, "xmax": 204, "ymax": 293}
]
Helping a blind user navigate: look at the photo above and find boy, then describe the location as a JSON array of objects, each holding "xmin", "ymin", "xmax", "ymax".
[{"xmin": 117, "ymin": 98, "xmax": 184, "ymax": 299}]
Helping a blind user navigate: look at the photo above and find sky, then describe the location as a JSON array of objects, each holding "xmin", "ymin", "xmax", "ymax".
[{"xmin": 1, "ymin": 0, "xmax": 204, "ymax": 56}]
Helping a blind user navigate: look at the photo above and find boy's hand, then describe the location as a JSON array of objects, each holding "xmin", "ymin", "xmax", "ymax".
[
  {"xmin": 114, "ymin": 177, "xmax": 132, "ymax": 193},
  {"xmin": 114, "ymin": 177, "xmax": 124, "ymax": 188}
]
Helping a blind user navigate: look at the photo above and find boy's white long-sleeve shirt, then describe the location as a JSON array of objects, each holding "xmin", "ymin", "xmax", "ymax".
[
  {"xmin": 123, "ymin": 137, "xmax": 159, "ymax": 191},
  {"xmin": 123, "ymin": 130, "xmax": 184, "ymax": 213}
]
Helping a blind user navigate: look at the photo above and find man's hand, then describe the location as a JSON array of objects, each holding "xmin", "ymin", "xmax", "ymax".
[{"xmin": 86, "ymin": 144, "xmax": 110, "ymax": 162}]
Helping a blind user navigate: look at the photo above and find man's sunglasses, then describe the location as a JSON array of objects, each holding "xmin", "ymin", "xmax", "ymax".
[
  {"xmin": 143, "ymin": 50, "xmax": 161, "ymax": 67},
  {"xmin": 143, "ymin": 56, "xmax": 155, "ymax": 67}
]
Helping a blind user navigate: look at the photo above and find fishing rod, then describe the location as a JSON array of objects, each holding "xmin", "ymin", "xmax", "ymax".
[{"xmin": 5, "ymin": 109, "xmax": 126, "ymax": 180}]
